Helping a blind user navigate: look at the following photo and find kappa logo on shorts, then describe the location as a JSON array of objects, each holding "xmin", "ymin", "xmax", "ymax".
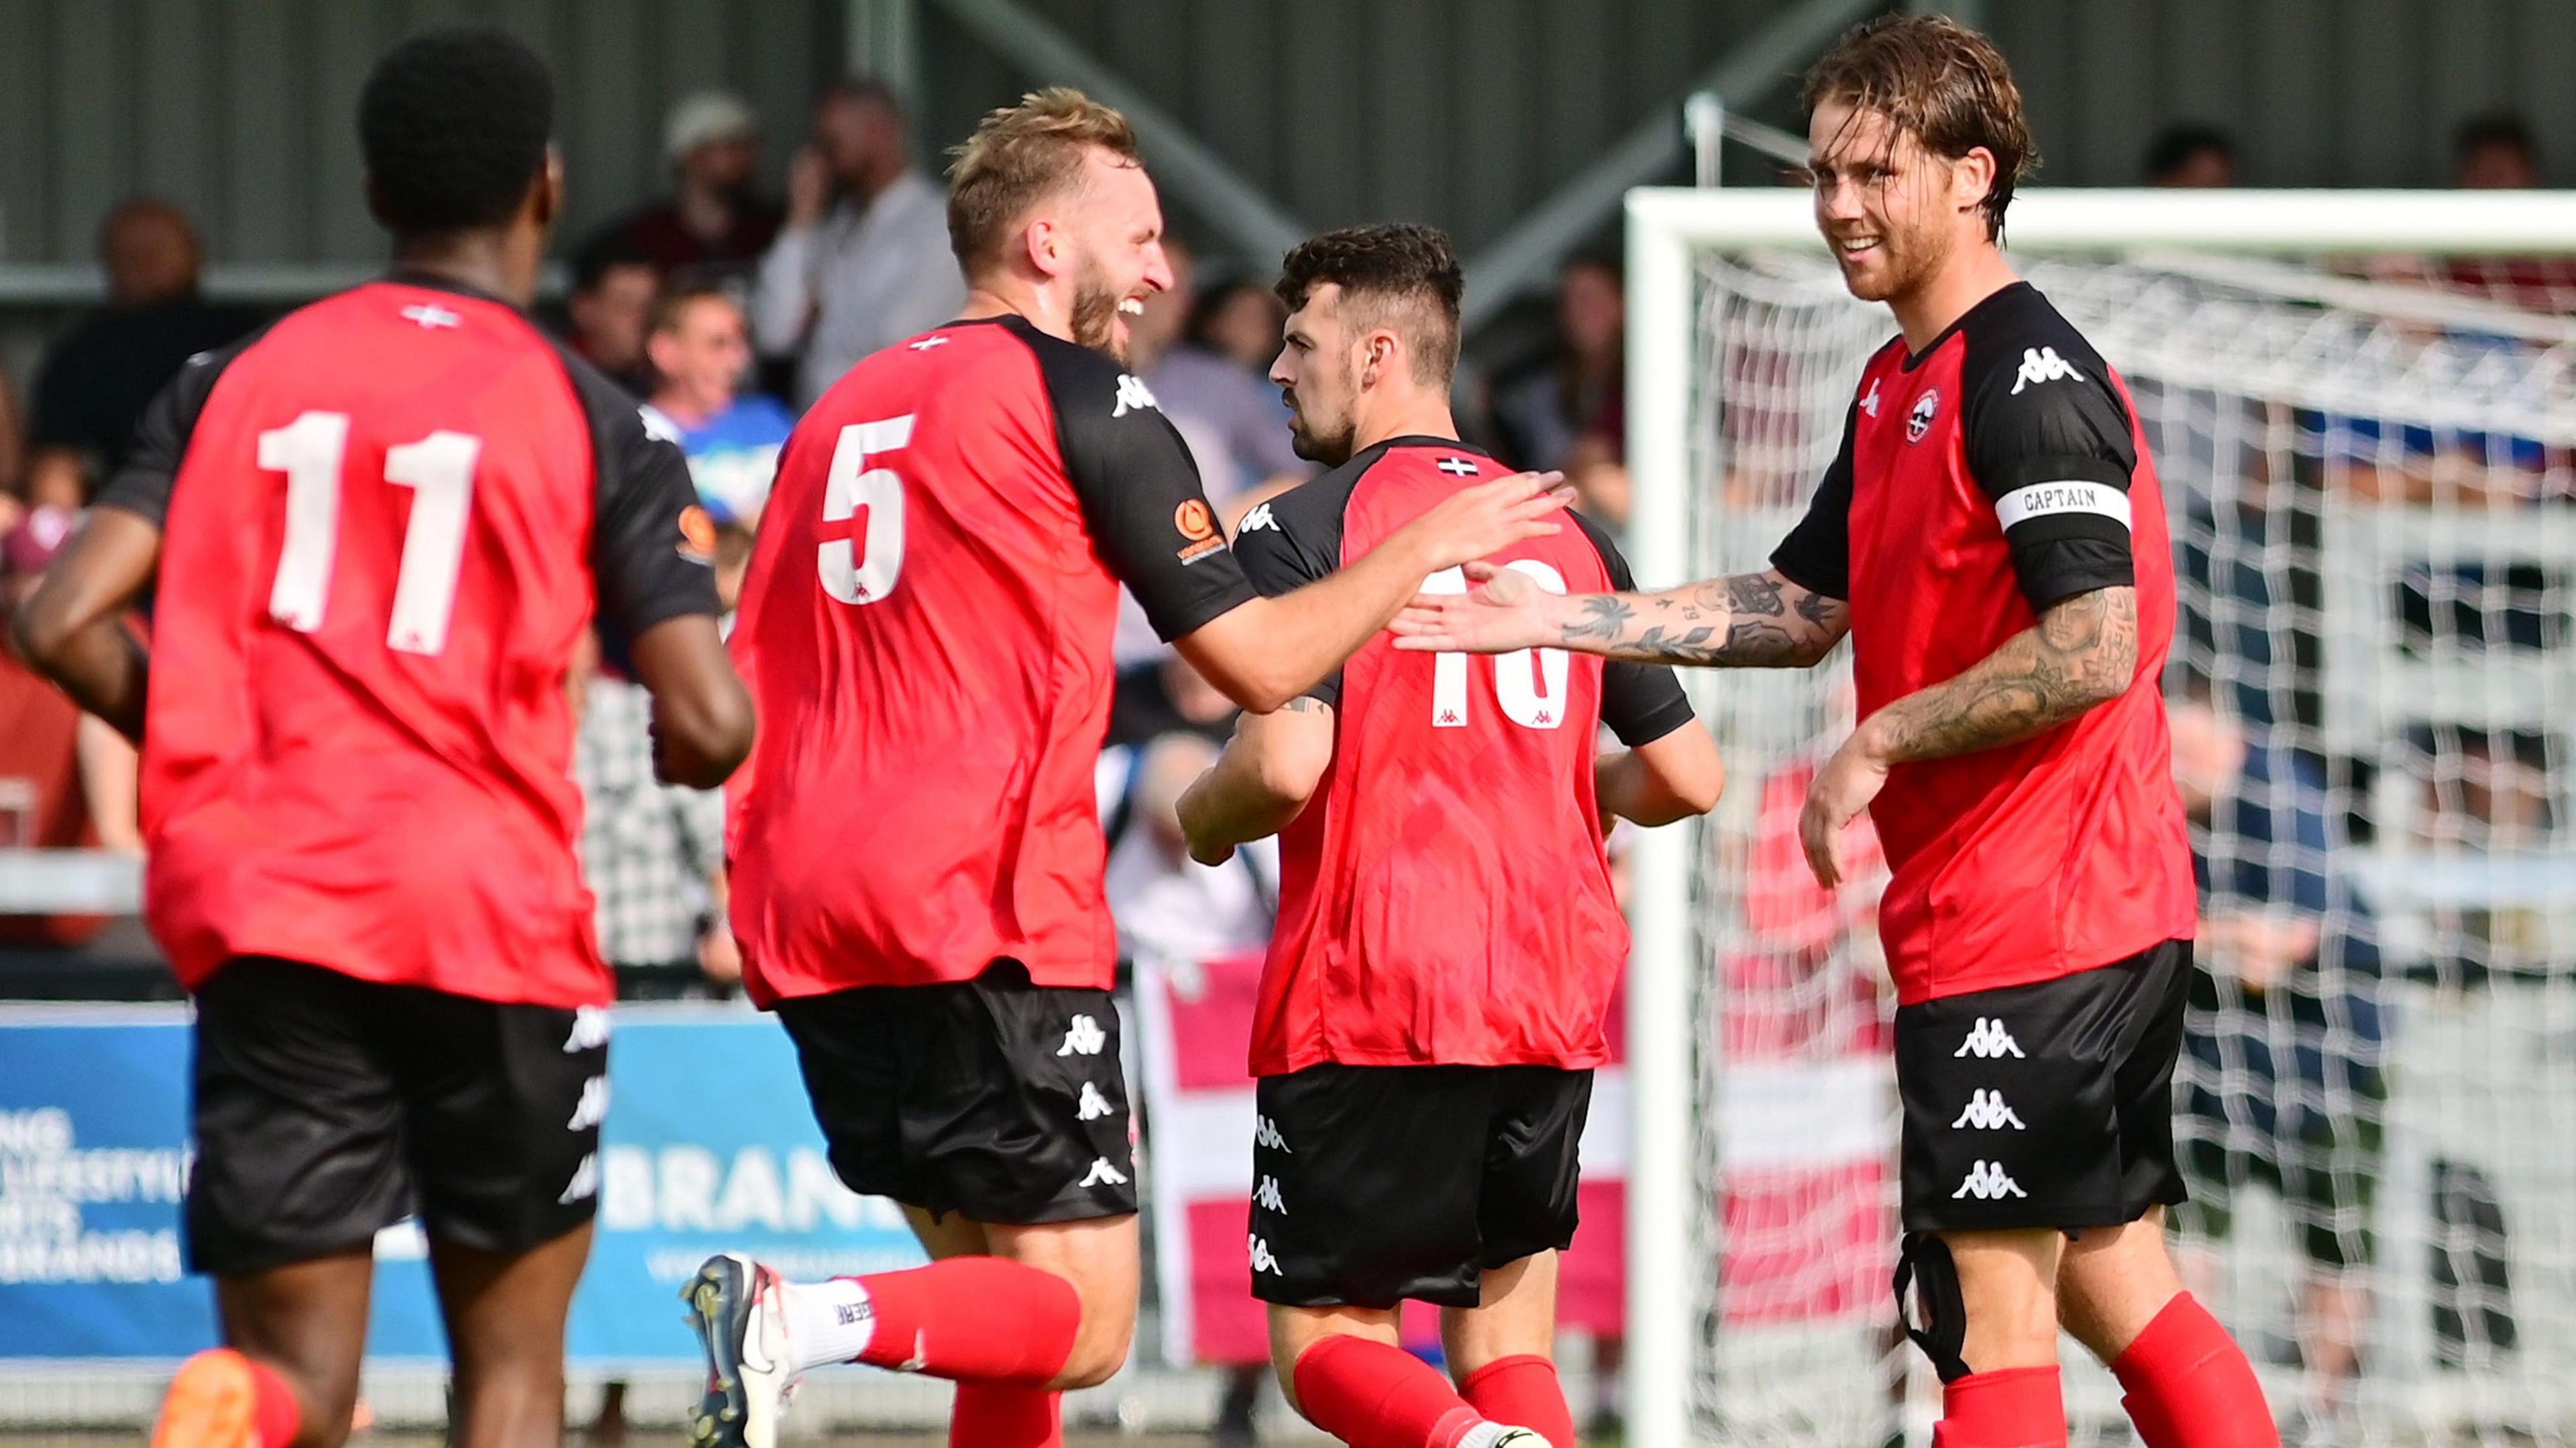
[
  {"xmin": 1076, "ymin": 1080, "xmax": 1118, "ymax": 1121},
  {"xmin": 1953, "ymin": 1017, "xmax": 2025, "ymax": 1059},
  {"xmin": 557, "ymin": 1152, "xmax": 600, "ymax": 1205},
  {"xmin": 1077, "ymin": 1156, "xmax": 1129, "ymax": 1188},
  {"xmin": 1253, "ymin": 1174, "xmax": 1287, "ymax": 1214},
  {"xmin": 1057, "ymin": 1014, "xmax": 1108, "ymax": 1056},
  {"xmin": 1112, "ymin": 374, "xmax": 1161, "ymax": 418},
  {"xmin": 1950, "ymin": 1089, "xmax": 2026, "ymax": 1131},
  {"xmin": 1248, "ymin": 1233, "xmax": 1283, "ymax": 1275},
  {"xmin": 1951, "ymin": 1160, "xmax": 2027, "ymax": 1201},
  {"xmin": 1253, "ymin": 1115, "xmax": 1291, "ymax": 1154},
  {"xmin": 563, "ymin": 1006, "xmax": 610, "ymax": 1053},
  {"xmin": 567, "ymin": 1075, "xmax": 610, "ymax": 1131}
]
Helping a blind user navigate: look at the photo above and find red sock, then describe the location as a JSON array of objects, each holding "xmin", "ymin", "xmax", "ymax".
[
  {"xmin": 1933, "ymin": 1366, "xmax": 2065, "ymax": 1448},
  {"xmin": 951, "ymin": 1382, "xmax": 1062, "ymax": 1448},
  {"xmin": 243, "ymin": 1355, "xmax": 303, "ymax": 1448},
  {"xmin": 1292, "ymin": 1335, "xmax": 1485, "ymax": 1448},
  {"xmin": 1458, "ymin": 1354, "xmax": 1575, "ymax": 1447},
  {"xmin": 2111, "ymin": 1294, "xmax": 2280, "ymax": 1448},
  {"xmin": 853, "ymin": 1258, "xmax": 1082, "ymax": 1383}
]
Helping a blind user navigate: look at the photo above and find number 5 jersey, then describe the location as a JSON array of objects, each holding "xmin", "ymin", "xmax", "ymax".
[
  {"xmin": 96, "ymin": 274, "xmax": 720, "ymax": 1008},
  {"xmin": 724, "ymin": 314, "xmax": 1256, "ymax": 1003}
]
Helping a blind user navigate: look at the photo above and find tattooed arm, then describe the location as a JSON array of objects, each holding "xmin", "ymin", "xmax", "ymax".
[
  {"xmin": 1796, "ymin": 586, "xmax": 2140, "ymax": 887},
  {"xmin": 1390, "ymin": 563, "xmax": 1850, "ymax": 668},
  {"xmin": 1860, "ymin": 585, "xmax": 2138, "ymax": 763},
  {"xmin": 1177, "ymin": 697, "xmax": 1338, "ymax": 866}
]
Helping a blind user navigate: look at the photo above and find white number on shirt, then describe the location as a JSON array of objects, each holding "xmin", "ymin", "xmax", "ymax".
[
  {"xmin": 260, "ymin": 410, "xmax": 479, "ymax": 656},
  {"xmin": 819, "ymin": 415, "xmax": 914, "ymax": 605},
  {"xmin": 1422, "ymin": 561, "xmax": 1572, "ymax": 730}
]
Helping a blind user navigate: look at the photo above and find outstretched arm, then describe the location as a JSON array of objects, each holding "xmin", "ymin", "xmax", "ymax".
[
  {"xmin": 1799, "ymin": 584, "xmax": 2139, "ymax": 887},
  {"xmin": 1390, "ymin": 563, "xmax": 1849, "ymax": 669}
]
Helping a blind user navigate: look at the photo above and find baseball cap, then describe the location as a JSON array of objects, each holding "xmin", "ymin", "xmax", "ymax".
[{"xmin": 665, "ymin": 92, "xmax": 757, "ymax": 163}]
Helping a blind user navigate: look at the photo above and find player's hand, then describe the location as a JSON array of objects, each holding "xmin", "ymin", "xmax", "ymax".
[
  {"xmin": 1801, "ymin": 730, "xmax": 1890, "ymax": 891},
  {"xmin": 786, "ymin": 146, "xmax": 833, "ymax": 227},
  {"xmin": 698, "ymin": 926, "xmax": 743, "ymax": 985},
  {"xmin": 1389, "ymin": 560, "xmax": 1558, "ymax": 655},
  {"xmin": 1403, "ymin": 470, "xmax": 1572, "ymax": 572}
]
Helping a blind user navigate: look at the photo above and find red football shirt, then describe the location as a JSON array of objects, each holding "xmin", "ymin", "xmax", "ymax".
[
  {"xmin": 1231, "ymin": 439, "xmax": 1696, "ymax": 1074},
  {"xmin": 728, "ymin": 315, "xmax": 1256, "ymax": 1002},
  {"xmin": 95, "ymin": 276, "xmax": 720, "ymax": 1008},
  {"xmin": 1770, "ymin": 282, "xmax": 2196, "ymax": 1005}
]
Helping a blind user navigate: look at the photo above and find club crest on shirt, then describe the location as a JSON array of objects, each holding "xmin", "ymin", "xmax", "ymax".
[{"xmin": 1906, "ymin": 388, "xmax": 1941, "ymax": 444}]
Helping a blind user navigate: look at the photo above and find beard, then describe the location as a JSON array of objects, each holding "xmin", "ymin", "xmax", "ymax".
[
  {"xmin": 1070, "ymin": 260, "xmax": 1128, "ymax": 366},
  {"xmin": 1287, "ymin": 402, "xmax": 1355, "ymax": 467},
  {"xmin": 1841, "ymin": 217, "xmax": 1953, "ymax": 305}
]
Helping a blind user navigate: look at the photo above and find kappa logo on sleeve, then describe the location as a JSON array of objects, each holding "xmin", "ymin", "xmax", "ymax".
[
  {"xmin": 1173, "ymin": 498, "xmax": 1228, "ymax": 565},
  {"xmin": 1238, "ymin": 502, "xmax": 1279, "ymax": 533},
  {"xmin": 1112, "ymin": 374, "xmax": 1161, "ymax": 418}
]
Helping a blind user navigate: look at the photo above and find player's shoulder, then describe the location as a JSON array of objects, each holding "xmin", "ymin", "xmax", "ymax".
[
  {"xmin": 1954, "ymin": 282, "xmax": 2114, "ymax": 398},
  {"xmin": 991, "ymin": 315, "xmax": 1151, "ymax": 412}
]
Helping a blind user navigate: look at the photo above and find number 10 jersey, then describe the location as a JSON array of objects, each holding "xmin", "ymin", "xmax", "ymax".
[
  {"xmin": 1230, "ymin": 439, "xmax": 1697, "ymax": 1075},
  {"xmin": 726, "ymin": 314, "xmax": 1255, "ymax": 1003},
  {"xmin": 96, "ymin": 275, "xmax": 720, "ymax": 1008}
]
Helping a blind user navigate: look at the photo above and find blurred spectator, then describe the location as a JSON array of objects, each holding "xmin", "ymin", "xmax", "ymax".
[
  {"xmin": 2454, "ymin": 111, "xmax": 2539, "ymax": 189},
  {"xmin": 1189, "ymin": 273, "xmax": 1291, "ymax": 376},
  {"xmin": 2167, "ymin": 695, "xmax": 2384, "ymax": 1429},
  {"xmin": 598, "ymin": 92, "xmax": 784, "ymax": 288},
  {"xmin": 26, "ymin": 199, "xmax": 259, "ymax": 508},
  {"xmin": 642, "ymin": 280, "xmax": 794, "ymax": 527},
  {"xmin": 576, "ymin": 602, "xmax": 738, "ymax": 1000},
  {"xmin": 2145, "ymin": 123, "xmax": 2237, "ymax": 187},
  {"xmin": 1107, "ymin": 653, "xmax": 1238, "ymax": 750},
  {"xmin": 754, "ymin": 78, "xmax": 964, "ymax": 405},
  {"xmin": 1487, "ymin": 253, "xmax": 1624, "ymax": 474},
  {"xmin": 2440, "ymin": 113, "xmax": 2576, "ymax": 311},
  {"xmin": 1129, "ymin": 238, "xmax": 1308, "ymax": 506},
  {"xmin": 566, "ymin": 235, "xmax": 661, "ymax": 397}
]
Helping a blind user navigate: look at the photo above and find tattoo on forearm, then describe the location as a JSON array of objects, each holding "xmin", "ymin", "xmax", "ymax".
[
  {"xmin": 1868, "ymin": 588, "xmax": 2140, "ymax": 763},
  {"xmin": 1557, "ymin": 571, "xmax": 1845, "ymax": 667}
]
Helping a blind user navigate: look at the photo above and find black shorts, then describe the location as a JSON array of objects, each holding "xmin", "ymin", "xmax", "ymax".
[
  {"xmin": 774, "ymin": 959, "xmax": 1136, "ymax": 1225},
  {"xmin": 1250, "ymin": 1063, "xmax": 1592, "ymax": 1310},
  {"xmin": 187, "ymin": 957, "xmax": 607, "ymax": 1277},
  {"xmin": 1894, "ymin": 940, "xmax": 2192, "ymax": 1235}
]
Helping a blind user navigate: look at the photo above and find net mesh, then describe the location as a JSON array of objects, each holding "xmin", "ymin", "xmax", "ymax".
[{"xmin": 1676, "ymin": 247, "xmax": 2576, "ymax": 1446}]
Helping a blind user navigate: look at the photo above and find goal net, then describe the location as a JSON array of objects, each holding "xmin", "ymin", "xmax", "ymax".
[{"xmin": 1622, "ymin": 186, "xmax": 2576, "ymax": 1448}]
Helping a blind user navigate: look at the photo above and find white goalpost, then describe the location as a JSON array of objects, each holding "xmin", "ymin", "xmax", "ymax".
[{"xmin": 1624, "ymin": 186, "xmax": 2576, "ymax": 1448}]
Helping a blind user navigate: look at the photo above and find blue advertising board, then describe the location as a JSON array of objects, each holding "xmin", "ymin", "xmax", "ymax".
[{"xmin": 0, "ymin": 1004, "xmax": 922, "ymax": 1366}]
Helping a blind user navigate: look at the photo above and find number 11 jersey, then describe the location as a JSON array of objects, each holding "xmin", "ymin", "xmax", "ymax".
[
  {"xmin": 727, "ymin": 315, "xmax": 1256, "ymax": 1003},
  {"xmin": 1231, "ymin": 439, "xmax": 1697, "ymax": 1075},
  {"xmin": 95, "ymin": 275, "xmax": 720, "ymax": 1008}
]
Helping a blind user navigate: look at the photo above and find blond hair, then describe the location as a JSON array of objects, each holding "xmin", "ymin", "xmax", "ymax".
[{"xmin": 947, "ymin": 87, "xmax": 1141, "ymax": 274}]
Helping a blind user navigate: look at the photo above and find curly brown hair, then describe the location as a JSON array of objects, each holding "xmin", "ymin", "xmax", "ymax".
[
  {"xmin": 946, "ymin": 87, "xmax": 1140, "ymax": 274},
  {"xmin": 1801, "ymin": 14, "xmax": 2035, "ymax": 240},
  {"xmin": 1274, "ymin": 222, "xmax": 1464, "ymax": 386}
]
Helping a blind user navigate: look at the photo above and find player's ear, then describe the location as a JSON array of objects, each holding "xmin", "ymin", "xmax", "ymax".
[
  {"xmin": 529, "ymin": 149, "xmax": 565, "ymax": 231},
  {"xmin": 1951, "ymin": 146, "xmax": 1997, "ymax": 221},
  {"xmin": 1022, "ymin": 217, "xmax": 1061, "ymax": 281}
]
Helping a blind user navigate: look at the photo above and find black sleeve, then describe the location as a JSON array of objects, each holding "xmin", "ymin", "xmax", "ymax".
[
  {"xmin": 555, "ymin": 345, "xmax": 723, "ymax": 640},
  {"xmin": 1572, "ymin": 510, "xmax": 1696, "ymax": 746},
  {"xmin": 1963, "ymin": 341, "xmax": 2139, "ymax": 613},
  {"xmin": 1024, "ymin": 327, "xmax": 1260, "ymax": 640},
  {"xmin": 1768, "ymin": 402, "xmax": 1856, "ymax": 600},
  {"xmin": 1231, "ymin": 492, "xmax": 1347, "ymax": 706},
  {"xmin": 91, "ymin": 335, "xmax": 263, "ymax": 528}
]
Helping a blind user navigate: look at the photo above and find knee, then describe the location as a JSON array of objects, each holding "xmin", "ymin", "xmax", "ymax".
[{"xmin": 1049, "ymin": 1294, "xmax": 1134, "ymax": 1390}]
